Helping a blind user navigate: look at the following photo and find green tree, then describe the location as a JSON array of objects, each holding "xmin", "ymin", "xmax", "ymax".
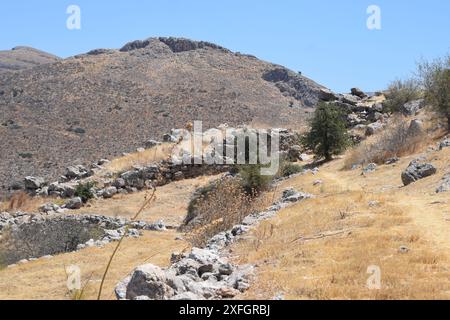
[
  {"xmin": 418, "ymin": 55, "xmax": 450, "ymax": 130},
  {"xmin": 302, "ymin": 102, "xmax": 350, "ymax": 161}
]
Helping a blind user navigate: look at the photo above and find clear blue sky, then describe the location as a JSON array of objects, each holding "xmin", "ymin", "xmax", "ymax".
[{"xmin": 0, "ymin": 0, "xmax": 449, "ymax": 92}]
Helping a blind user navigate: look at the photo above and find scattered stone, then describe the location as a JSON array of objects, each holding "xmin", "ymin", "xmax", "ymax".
[
  {"xmin": 313, "ymin": 179, "xmax": 323, "ymax": 186},
  {"xmin": 439, "ymin": 138, "xmax": 450, "ymax": 150},
  {"xmin": 65, "ymin": 197, "xmax": 83, "ymax": 210},
  {"xmin": 368, "ymin": 201, "xmax": 380, "ymax": 208},
  {"xmin": 385, "ymin": 157, "xmax": 400, "ymax": 165},
  {"xmin": 436, "ymin": 174, "xmax": 450, "ymax": 193},
  {"xmin": 398, "ymin": 246, "xmax": 410, "ymax": 254},
  {"xmin": 362, "ymin": 163, "xmax": 377, "ymax": 174},
  {"xmin": 401, "ymin": 160, "xmax": 437, "ymax": 186}
]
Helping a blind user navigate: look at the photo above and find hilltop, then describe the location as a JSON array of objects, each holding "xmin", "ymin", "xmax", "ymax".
[{"xmin": 0, "ymin": 37, "xmax": 335, "ymax": 195}]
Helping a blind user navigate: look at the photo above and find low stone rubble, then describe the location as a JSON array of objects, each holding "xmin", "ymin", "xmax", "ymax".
[{"xmin": 115, "ymin": 187, "xmax": 313, "ymax": 300}]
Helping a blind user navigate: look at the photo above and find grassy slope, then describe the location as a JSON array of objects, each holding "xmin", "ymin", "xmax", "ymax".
[{"xmin": 232, "ymin": 146, "xmax": 450, "ymax": 299}]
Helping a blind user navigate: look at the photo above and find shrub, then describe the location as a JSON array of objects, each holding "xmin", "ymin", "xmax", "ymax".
[
  {"xmin": 183, "ymin": 177, "xmax": 270, "ymax": 247},
  {"xmin": 238, "ymin": 164, "xmax": 274, "ymax": 195},
  {"xmin": 185, "ymin": 180, "xmax": 221, "ymax": 225},
  {"xmin": 383, "ymin": 79, "xmax": 422, "ymax": 113},
  {"xmin": 344, "ymin": 117, "xmax": 425, "ymax": 169},
  {"xmin": 417, "ymin": 54, "xmax": 450, "ymax": 130},
  {"xmin": 279, "ymin": 162, "xmax": 304, "ymax": 177},
  {"xmin": 302, "ymin": 102, "xmax": 350, "ymax": 161},
  {"xmin": 75, "ymin": 182, "xmax": 96, "ymax": 203}
]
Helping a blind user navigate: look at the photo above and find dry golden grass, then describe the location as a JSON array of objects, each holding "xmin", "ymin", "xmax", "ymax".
[
  {"xmin": 0, "ymin": 192, "xmax": 47, "ymax": 213},
  {"xmin": 232, "ymin": 146, "xmax": 450, "ymax": 300},
  {"xmin": 0, "ymin": 230, "xmax": 189, "ymax": 300},
  {"xmin": 184, "ymin": 178, "xmax": 273, "ymax": 247},
  {"xmin": 104, "ymin": 143, "xmax": 174, "ymax": 174},
  {"xmin": 78, "ymin": 174, "xmax": 221, "ymax": 226}
]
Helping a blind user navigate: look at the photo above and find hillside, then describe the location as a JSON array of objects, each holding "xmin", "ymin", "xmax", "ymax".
[
  {"xmin": 0, "ymin": 37, "xmax": 335, "ymax": 195},
  {"xmin": 1, "ymin": 119, "xmax": 448, "ymax": 300},
  {"xmin": 0, "ymin": 46, "xmax": 60, "ymax": 73}
]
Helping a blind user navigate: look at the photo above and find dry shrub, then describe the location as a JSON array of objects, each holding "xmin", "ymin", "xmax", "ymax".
[
  {"xmin": 184, "ymin": 178, "xmax": 270, "ymax": 247},
  {"xmin": 344, "ymin": 118, "xmax": 426, "ymax": 169}
]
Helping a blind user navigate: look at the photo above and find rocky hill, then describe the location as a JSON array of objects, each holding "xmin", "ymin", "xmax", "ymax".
[
  {"xmin": 0, "ymin": 46, "xmax": 60, "ymax": 73},
  {"xmin": 0, "ymin": 37, "xmax": 336, "ymax": 195}
]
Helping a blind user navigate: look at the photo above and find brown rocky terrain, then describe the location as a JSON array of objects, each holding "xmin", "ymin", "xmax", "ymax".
[
  {"xmin": 0, "ymin": 37, "xmax": 335, "ymax": 195},
  {"xmin": 0, "ymin": 46, "xmax": 60, "ymax": 73}
]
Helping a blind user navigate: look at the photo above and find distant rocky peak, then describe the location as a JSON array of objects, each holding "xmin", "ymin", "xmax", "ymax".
[{"xmin": 119, "ymin": 36, "xmax": 230, "ymax": 54}]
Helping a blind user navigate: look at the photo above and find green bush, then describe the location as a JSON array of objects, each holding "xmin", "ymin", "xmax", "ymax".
[
  {"xmin": 302, "ymin": 102, "xmax": 350, "ymax": 161},
  {"xmin": 417, "ymin": 54, "xmax": 450, "ymax": 130},
  {"xmin": 75, "ymin": 182, "xmax": 96, "ymax": 203},
  {"xmin": 279, "ymin": 162, "xmax": 304, "ymax": 177},
  {"xmin": 238, "ymin": 164, "xmax": 274, "ymax": 195},
  {"xmin": 383, "ymin": 79, "xmax": 422, "ymax": 113}
]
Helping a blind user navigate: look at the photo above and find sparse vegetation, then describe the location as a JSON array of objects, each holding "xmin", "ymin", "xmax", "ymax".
[
  {"xmin": 279, "ymin": 162, "xmax": 304, "ymax": 178},
  {"xmin": 184, "ymin": 178, "xmax": 271, "ymax": 248},
  {"xmin": 302, "ymin": 102, "xmax": 350, "ymax": 161},
  {"xmin": 238, "ymin": 164, "xmax": 274, "ymax": 195},
  {"xmin": 1, "ymin": 191, "xmax": 46, "ymax": 213},
  {"xmin": 417, "ymin": 54, "xmax": 450, "ymax": 130},
  {"xmin": 344, "ymin": 117, "xmax": 425, "ymax": 169},
  {"xmin": 383, "ymin": 79, "xmax": 422, "ymax": 113},
  {"xmin": 75, "ymin": 182, "xmax": 96, "ymax": 203}
]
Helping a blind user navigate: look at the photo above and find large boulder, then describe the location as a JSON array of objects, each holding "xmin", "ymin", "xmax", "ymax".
[
  {"xmin": 350, "ymin": 88, "xmax": 368, "ymax": 99},
  {"xmin": 401, "ymin": 160, "xmax": 437, "ymax": 186},
  {"xmin": 365, "ymin": 122, "xmax": 385, "ymax": 136},
  {"xmin": 24, "ymin": 176, "xmax": 45, "ymax": 190},
  {"xmin": 400, "ymin": 99, "xmax": 425, "ymax": 116},
  {"xmin": 65, "ymin": 197, "xmax": 83, "ymax": 210},
  {"xmin": 287, "ymin": 145, "xmax": 302, "ymax": 162},
  {"xmin": 65, "ymin": 165, "xmax": 90, "ymax": 179},
  {"xmin": 125, "ymin": 264, "xmax": 175, "ymax": 300},
  {"xmin": 101, "ymin": 186, "xmax": 117, "ymax": 199},
  {"xmin": 120, "ymin": 170, "xmax": 145, "ymax": 189},
  {"xmin": 407, "ymin": 119, "xmax": 424, "ymax": 137}
]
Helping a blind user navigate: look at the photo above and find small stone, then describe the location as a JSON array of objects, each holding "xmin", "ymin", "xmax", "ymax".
[
  {"xmin": 362, "ymin": 163, "xmax": 377, "ymax": 174},
  {"xmin": 398, "ymin": 246, "xmax": 410, "ymax": 254}
]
